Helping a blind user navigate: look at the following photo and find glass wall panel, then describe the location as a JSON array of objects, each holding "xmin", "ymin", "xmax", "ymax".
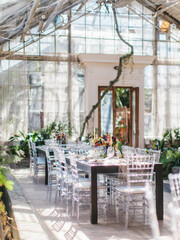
[
  {"xmin": 86, "ymin": 38, "xmax": 100, "ymax": 53},
  {"xmin": 143, "ymin": 41, "xmax": 154, "ymax": 55},
  {"xmin": 25, "ymin": 40, "xmax": 40, "ymax": 55},
  {"xmin": 56, "ymin": 35, "xmax": 68, "ymax": 53},
  {"xmin": 86, "ymin": 13, "xmax": 100, "ymax": 38},
  {"xmin": 40, "ymin": 36, "xmax": 55, "ymax": 54},
  {"xmin": 101, "ymin": 39, "xmax": 115, "ymax": 54},
  {"xmin": 72, "ymin": 37, "xmax": 86, "ymax": 53},
  {"xmin": 71, "ymin": 17, "xmax": 85, "ymax": 37}
]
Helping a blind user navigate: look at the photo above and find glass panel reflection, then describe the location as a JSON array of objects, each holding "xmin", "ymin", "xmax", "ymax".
[{"xmin": 101, "ymin": 91, "xmax": 113, "ymax": 135}]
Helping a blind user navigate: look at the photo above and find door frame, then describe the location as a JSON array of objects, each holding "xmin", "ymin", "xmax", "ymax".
[{"xmin": 98, "ymin": 86, "xmax": 139, "ymax": 147}]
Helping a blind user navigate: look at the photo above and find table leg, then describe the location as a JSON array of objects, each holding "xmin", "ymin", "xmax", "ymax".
[
  {"xmin": 45, "ymin": 155, "xmax": 48, "ymax": 185},
  {"xmin": 154, "ymin": 163, "xmax": 163, "ymax": 220},
  {"xmin": 90, "ymin": 168, "xmax": 97, "ymax": 224}
]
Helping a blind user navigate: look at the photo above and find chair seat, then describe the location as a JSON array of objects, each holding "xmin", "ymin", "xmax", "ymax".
[
  {"xmin": 74, "ymin": 181, "xmax": 106, "ymax": 189},
  {"xmin": 116, "ymin": 185, "xmax": 146, "ymax": 194},
  {"xmin": 36, "ymin": 156, "xmax": 45, "ymax": 165},
  {"xmin": 64, "ymin": 174, "xmax": 90, "ymax": 185},
  {"xmin": 49, "ymin": 170, "xmax": 57, "ymax": 175}
]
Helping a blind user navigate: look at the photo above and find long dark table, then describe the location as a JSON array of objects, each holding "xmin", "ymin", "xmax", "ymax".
[
  {"xmin": 75, "ymin": 160, "xmax": 163, "ymax": 224},
  {"xmin": 36, "ymin": 147, "xmax": 163, "ymax": 224}
]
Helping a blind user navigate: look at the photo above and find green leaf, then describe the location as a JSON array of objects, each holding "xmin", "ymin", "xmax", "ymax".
[
  {"xmin": 0, "ymin": 174, "xmax": 6, "ymax": 186},
  {"xmin": 8, "ymin": 136, "xmax": 15, "ymax": 140},
  {"xmin": 19, "ymin": 130, "xmax": 25, "ymax": 139},
  {"xmin": 159, "ymin": 139, "xmax": 164, "ymax": 151},
  {"xmin": 5, "ymin": 180, "xmax": 14, "ymax": 190},
  {"xmin": 14, "ymin": 134, "xmax": 20, "ymax": 138}
]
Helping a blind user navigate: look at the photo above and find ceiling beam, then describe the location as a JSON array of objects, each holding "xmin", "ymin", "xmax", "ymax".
[
  {"xmin": 128, "ymin": 5, "xmax": 179, "ymax": 42},
  {"xmin": 0, "ymin": 0, "xmax": 84, "ymax": 46},
  {"xmin": 136, "ymin": 0, "xmax": 180, "ymax": 29},
  {"xmin": 0, "ymin": 51, "xmax": 77, "ymax": 62},
  {"xmin": 20, "ymin": 0, "xmax": 41, "ymax": 42},
  {"xmin": 43, "ymin": 0, "xmax": 66, "ymax": 31},
  {"xmin": 155, "ymin": 1, "xmax": 180, "ymax": 16},
  {"xmin": 75, "ymin": 0, "xmax": 88, "ymax": 14},
  {"xmin": 136, "ymin": 0, "xmax": 156, "ymax": 12}
]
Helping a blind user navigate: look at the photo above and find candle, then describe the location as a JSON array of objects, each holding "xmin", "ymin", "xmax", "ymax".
[
  {"xmin": 94, "ymin": 128, "xmax": 95, "ymax": 139},
  {"xmin": 110, "ymin": 136, "xmax": 112, "ymax": 146}
]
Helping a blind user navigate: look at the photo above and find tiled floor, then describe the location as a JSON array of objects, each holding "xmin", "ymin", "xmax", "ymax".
[{"xmin": 8, "ymin": 169, "xmax": 173, "ymax": 240}]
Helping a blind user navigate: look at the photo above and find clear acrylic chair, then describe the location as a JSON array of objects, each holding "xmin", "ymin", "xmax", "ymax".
[
  {"xmin": 27, "ymin": 140, "xmax": 36, "ymax": 174},
  {"xmin": 169, "ymin": 173, "xmax": 180, "ymax": 208},
  {"xmin": 122, "ymin": 146, "xmax": 135, "ymax": 156},
  {"xmin": 148, "ymin": 149, "xmax": 161, "ymax": 163},
  {"xmin": 168, "ymin": 173, "xmax": 180, "ymax": 240},
  {"xmin": 31, "ymin": 141, "xmax": 45, "ymax": 180},
  {"xmin": 54, "ymin": 149, "xmax": 74, "ymax": 215},
  {"xmin": 115, "ymin": 154, "xmax": 155, "ymax": 229},
  {"xmin": 168, "ymin": 201, "xmax": 180, "ymax": 240},
  {"xmin": 69, "ymin": 152, "xmax": 107, "ymax": 222},
  {"xmin": 146, "ymin": 182, "xmax": 174, "ymax": 240},
  {"xmin": 135, "ymin": 148, "xmax": 147, "ymax": 155},
  {"xmin": 145, "ymin": 182, "xmax": 161, "ymax": 240},
  {"xmin": 46, "ymin": 148, "xmax": 61, "ymax": 201}
]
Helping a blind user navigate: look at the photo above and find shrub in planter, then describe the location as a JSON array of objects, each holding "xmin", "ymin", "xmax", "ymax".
[
  {"xmin": 160, "ymin": 149, "xmax": 180, "ymax": 178},
  {"xmin": 9, "ymin": 130, "xmax": 42, "ymax": 158}
]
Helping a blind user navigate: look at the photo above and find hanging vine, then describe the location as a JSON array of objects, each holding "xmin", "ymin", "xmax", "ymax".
[{"xmin": 79, "ymin": 7, "xmax": 134, "ymax": 138}]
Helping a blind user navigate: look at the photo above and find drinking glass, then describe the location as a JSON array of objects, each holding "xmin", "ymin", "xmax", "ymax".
[{"xmin": 107, "ymin": 146, "xmax": 114, "ymax": 158}]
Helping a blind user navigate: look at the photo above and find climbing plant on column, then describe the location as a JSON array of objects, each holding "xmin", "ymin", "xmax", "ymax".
[{"xmin": 79, "ymin": 7, "xmax": 134, "ymax": 138}]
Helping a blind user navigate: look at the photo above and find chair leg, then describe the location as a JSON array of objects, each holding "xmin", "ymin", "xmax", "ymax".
[
  {"xmin": 125, "ymin": 195, "xmax": 130, "ymax": 230},
  {"xmin": 72, "ymin": 198, "xmax": 75, "ymax": 216},
  {"xmin": 115, "ymin": 203, "xmax": 120, "ymax": 223},
  {"xmin": 55, "ymin": 188, "xmax": 60, "ymax": 204},
  {"xmin": 103, "ymin": 204, "xmax": 107, "ymax": 222},
  {"xmin": 77, "ymin": 202, "xmax": 80, "ymax": 223},
  {"xmin": 66, "ymin": 198, "xmax": 69, "ymax": 217}
]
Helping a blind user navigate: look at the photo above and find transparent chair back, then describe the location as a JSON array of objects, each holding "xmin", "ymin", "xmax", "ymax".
[
  {"xmin": 148, "ymin": 149, "xmax": 161, "ymax": 163},
  {"xmin": 135, "ymin": 148, "xmax": 147, "ymax": 155},
  {"xmin": 126, "ymin": 154, "xmax": 155, "ymax": 188},
  {"xmin": 169, "ymin": 173, "xmax": 180, "ymax": 208}
]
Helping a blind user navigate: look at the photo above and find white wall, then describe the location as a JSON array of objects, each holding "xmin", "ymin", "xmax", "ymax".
[{"xmin": 78, "ymin": 54, "xmax": 155, "ymax": 147}]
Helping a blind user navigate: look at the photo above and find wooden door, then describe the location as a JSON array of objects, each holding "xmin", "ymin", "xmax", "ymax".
[{"xmin": 98, "ymin": 86, "xmax": 139, "ymax": 147}]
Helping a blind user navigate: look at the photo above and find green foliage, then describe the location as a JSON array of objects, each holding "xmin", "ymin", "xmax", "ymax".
[
  {"xmin": 174, "ymin": 128, "xmax": 180, "ymax": 146},
  {"xmin": 0, "ymin": 145, "xmax": 22, "ymax": 166},
  {"xmin": 154, "ymin": 128, "xmax": 180, "ymax": 179},
  {"xmin": 153, "ymin": 138, "xmax": 165, "ymax": 152},
  {"xmin": 160, "ymin": 150, "xmax": 180, "ymax": 179},
  {"xmin": 40, "ymin": 120, "xmax": 75, "ymax": 140},
  {"xmin": 174, "ymin": 128, "xmax": 180, "ymax": 140},
  {"xmin": 9, "ymin": 130, "xmax": 41, "ymax": 158},
  {"xmin": 115, "ymin": 88, "xmax": 130, "ymax": 108},
  {"xmin": 0, "ymin": 173, "xmax": 14, "ymax": 191},
  {"xmin": 117, "ymin": 140, "xmax": 126, "ymax": 154},
  {"xmin": 0, "ymin": 147, "xmax": 15, "ymax": 240},
  {"xmin": 153, "ymin": 128, "xmax": 180, "ymax": 152}
]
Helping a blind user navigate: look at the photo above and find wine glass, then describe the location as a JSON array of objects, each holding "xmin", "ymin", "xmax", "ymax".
[
  {"xmin": 93, "ymin": 148, "xmax": 99, "ymax": 159},
  {"xmin": 107, "ymin": 146, "xmax": 114, "ymax": 159}
]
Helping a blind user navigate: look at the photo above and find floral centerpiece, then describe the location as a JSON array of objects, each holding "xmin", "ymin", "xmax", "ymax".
[
  {"xmin": 93, "ymin": 133, "xmax": 119, "ymax": 157},
  {"xmin": 56, "ymin": 133, "xmax": 67, "ymax": 144}
]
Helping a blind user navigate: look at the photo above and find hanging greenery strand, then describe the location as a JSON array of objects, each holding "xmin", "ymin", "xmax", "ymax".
[{"xmin": 79, "ymin": 7, "xmax": 134, "ymax": 139}]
